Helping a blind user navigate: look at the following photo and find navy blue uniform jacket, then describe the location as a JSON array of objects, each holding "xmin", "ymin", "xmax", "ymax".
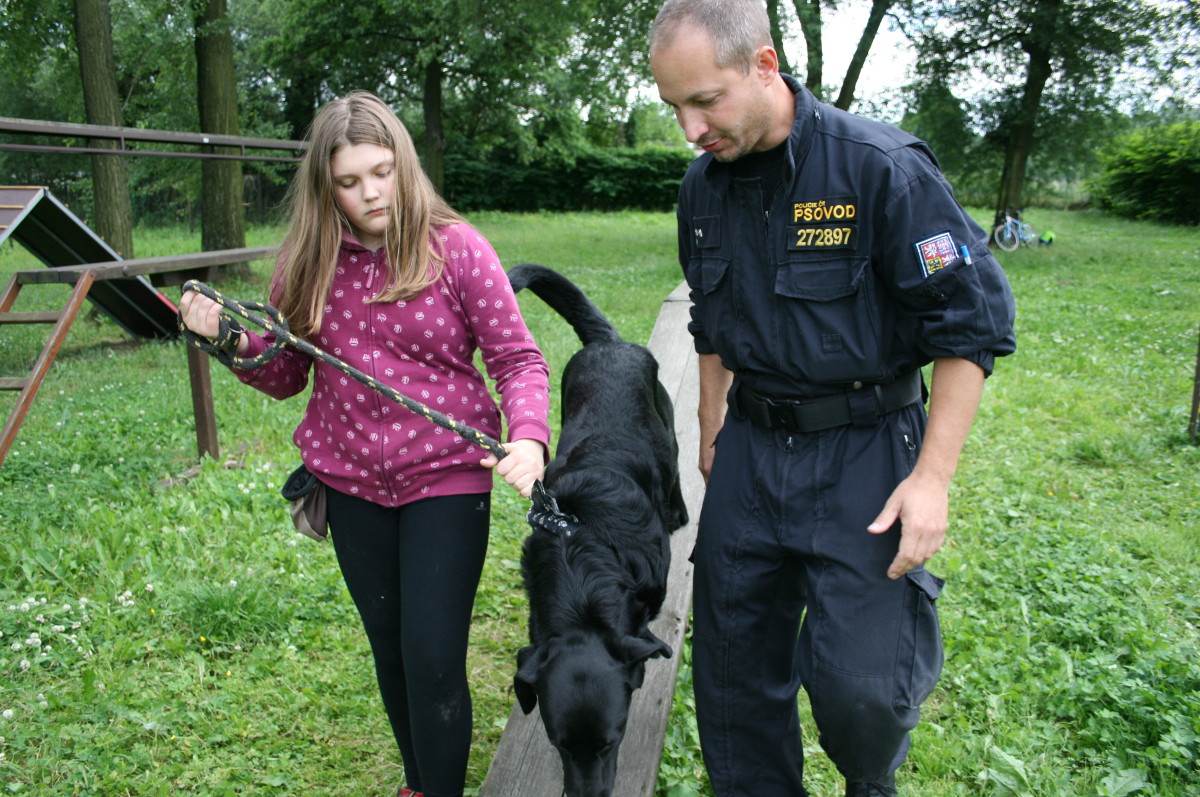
[{"xmin": 677, "ymin": 75, "xmax": 1016, "ymax": 397}]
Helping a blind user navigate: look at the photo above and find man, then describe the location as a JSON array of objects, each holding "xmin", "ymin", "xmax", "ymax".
[{"xmin": 649, "ymin": 2, "xmax": 1016, "ymax": 796}]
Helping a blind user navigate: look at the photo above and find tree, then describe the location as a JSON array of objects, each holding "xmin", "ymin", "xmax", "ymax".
[
  {"xmin": 791, "ymin": 0, "xmax": 823, "ymax": 95},
  {"xmin": 833, "ymin": 0, "xmax": 894, "ymax": 110},
  {"xmin": 766, "ymin": 0, "xmax": 794, "ymax": 76},
  {"xmin": 193, "ymin": 0, "xmax": 246, "ymax": 256},
  {"xmin": 908, "ymin": 0, "xmax": 1182, "ymax": 225},
  {"xmin": 250, "ymin": 0, "xmax": 661, "ymax": 191},
  {"xmin": 72, "ymin": 0, "xmax": 134, "ymax": 257}
]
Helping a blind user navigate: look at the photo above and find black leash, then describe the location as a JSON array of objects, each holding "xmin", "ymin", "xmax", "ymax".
[{"xmin": 179, "ymin": 280, "xmax": 577, "ymax": 530}]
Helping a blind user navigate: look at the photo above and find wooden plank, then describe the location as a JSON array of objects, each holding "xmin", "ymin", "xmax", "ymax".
[
  {"xmin": 1189, "ymin": 326, "xmax": 1199, "ymax": 445},
  {"xmin": 187, "ymin": 344, "xmax": 219, "ymax": 460},
  {"xmin": 480, "ymin": 280, "xmax": 705, "ymax": 797},
  {"xmin": 0, "ymin": 271, "xmax": 94, "ymax": 467},
  {"xmin": 0, "ymin": 311, "xmax": 60, "ymax": 324},
  {"xmin": 0, "ymin": 378, "xmax": 29, "ymax": 391},
  {"xmin": 13, "ymin": 246, "xmax": 276, "ymax": 285}
]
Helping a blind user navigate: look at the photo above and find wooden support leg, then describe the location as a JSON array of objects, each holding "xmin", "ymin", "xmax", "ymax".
[
  {"xmin": 186, "ymin": 344, "xmax": 219, "ymax": 460},
  {"xmin": 0, "ymin": 271, "xmax": 96, "ymax": 467},
  {"xmin": 1189, "ymin": 326, "xmax": 1199, "ymax": 445}
]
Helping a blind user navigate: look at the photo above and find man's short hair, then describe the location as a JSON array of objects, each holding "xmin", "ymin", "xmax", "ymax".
[{"xmin": 650, "ymin": 0, "xmax": 774, "ymax": 73}]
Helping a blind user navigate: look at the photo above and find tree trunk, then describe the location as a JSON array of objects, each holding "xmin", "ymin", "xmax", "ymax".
[
  {"xmin": 835, "ymin": 0, "xmax": 892, "ymax": 110},
  {"xmin": 194, "ymin": 0, "xmax": 246, "ymax": 272},
  {"xmin": 73, "ymin": 0, "xmax": 134, "ymax": 258},
  {"xmin": 766, "ymin": 0, "xmax": 793, "ymax": 76},
  {"xmin": 792, "ymin": 0, "xmax": 822, "ymax": 95},
  {"xmin": 283, "ymin": 69, "xmax": 320, "ymax": 142},
  {"xmin": 994, "ymin": 0, "xmax": 1060, "ymax": 227},
  {"xmin": 422, "ymin": 55, "xmax": 445, "ymax": 194}
]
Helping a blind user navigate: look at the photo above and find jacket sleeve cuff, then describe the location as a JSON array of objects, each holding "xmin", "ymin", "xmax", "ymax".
[{"xmin": 507, "ymin": 420, "xmax": 551, "ymax": 450}]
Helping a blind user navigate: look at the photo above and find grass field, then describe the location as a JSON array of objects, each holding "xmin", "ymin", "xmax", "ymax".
[{"xmin": 0, "ymin": 209, "xmax": 1197, "ymax": 796}]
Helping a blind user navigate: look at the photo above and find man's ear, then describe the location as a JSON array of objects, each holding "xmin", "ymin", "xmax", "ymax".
[{"xmin": 514, "ymin": 644, "xmax": 543, "ymax": 715}]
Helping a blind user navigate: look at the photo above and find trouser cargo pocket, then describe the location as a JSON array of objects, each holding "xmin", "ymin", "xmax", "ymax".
[{"xmin": 895, "ymin": 567, "xmax": 944, "ymax": 709}]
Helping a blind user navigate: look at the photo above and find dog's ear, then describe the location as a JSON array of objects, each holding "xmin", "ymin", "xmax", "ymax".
[
  {"xmin": 514, "ymin": 644, "xmax": 543, "ymax": 715},
  {"xmin": 617, "ymin": 629, "xmax": 672, "ymax": 667},
  {"xmin": 617, "ymin": 629, "xmax": 671, "ymax": 690}
]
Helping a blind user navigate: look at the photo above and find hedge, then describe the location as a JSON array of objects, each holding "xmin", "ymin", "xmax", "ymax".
[
  {"xmin": 1091, "ymin": 121, "xmax": 1200, "ymax": 225},
  {"xmin": 444, "ymin": 145, "xmax": 696, "ymax": 212}
]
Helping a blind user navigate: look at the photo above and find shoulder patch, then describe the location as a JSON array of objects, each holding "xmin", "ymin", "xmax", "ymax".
[{"xmin": 913, "ymin": 231, "xmax": 959, "ymax": 278}]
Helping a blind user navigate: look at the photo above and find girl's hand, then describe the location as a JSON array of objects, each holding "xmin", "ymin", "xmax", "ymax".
[
  {"xmin": 481, "ymin": 438, "xmax": 546, "ymax": 498},
  {"xmin": 178, "ymin": 289, "xmax": 224, "ymax": 339}
]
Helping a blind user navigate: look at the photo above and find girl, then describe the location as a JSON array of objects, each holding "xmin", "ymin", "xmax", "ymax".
[{"xmin": 179, "ymin": 91, "xmax": 550, "ymax": 797}]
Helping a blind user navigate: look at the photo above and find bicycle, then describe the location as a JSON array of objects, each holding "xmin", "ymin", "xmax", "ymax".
[{"xmin": 992, "ymin": 209, "xmax": 1036, "ymax": 252}]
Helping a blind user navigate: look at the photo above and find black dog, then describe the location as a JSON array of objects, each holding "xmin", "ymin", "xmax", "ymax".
[{"xmin": 508, "ymin": 264, "xmax": 688, "ymax": 797}]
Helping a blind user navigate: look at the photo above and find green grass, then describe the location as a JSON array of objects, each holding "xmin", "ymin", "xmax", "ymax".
[{"xmin": 0, "ymin": 209, "xmax": 1197, "ymax": 796}]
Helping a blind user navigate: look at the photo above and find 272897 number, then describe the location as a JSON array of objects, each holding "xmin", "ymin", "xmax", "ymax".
[{"xmin": 792, "ymin": 226, "xmax": 855, "ymax": 249}]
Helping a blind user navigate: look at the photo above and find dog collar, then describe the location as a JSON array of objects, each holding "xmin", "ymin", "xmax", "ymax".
[{"xmin": 527, "ymin": 487, "xmax": 581, "ymax": 537}]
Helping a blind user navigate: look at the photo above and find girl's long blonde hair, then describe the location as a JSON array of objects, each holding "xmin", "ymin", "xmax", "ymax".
[{"xmin": 275, "ymin": 91, "xmax": 463, "ymax": 336}]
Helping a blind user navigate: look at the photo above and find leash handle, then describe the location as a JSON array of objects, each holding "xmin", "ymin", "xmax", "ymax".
[
  {"xmin": 179, "ymin": 281, "xmax": 290, "ymax": 370},
  {"xmin": 179, "ymin": 280, "xmax": 510, "ymax": 461}
]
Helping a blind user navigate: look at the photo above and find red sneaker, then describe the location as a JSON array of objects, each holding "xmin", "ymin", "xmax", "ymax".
[{"xmin": 396, "ymin": 789, "xmax": 424, "ymax": 797}]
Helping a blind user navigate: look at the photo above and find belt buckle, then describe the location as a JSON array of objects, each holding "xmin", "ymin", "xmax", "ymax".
[
  {"xmin": 847, "ymin": 384, "xmax": 883, "ymax": 427},
  {"xmin": 762, "ymin": 394, "xmax": 797, "ymax": 432}
]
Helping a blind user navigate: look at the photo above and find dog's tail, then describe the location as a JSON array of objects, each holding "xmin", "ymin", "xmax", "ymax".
[{"xmin": 507, "ymin": 263, "xmax": 620, "ymax": 345}]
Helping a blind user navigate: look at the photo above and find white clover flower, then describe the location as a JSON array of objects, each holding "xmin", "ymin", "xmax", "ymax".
[
  {"xmin": 78, "ymin": 597, "xmax": 88, "ymax": 607},
  {"xmin": 62, "ymin": 604, "xmax": 71, "ymax": 612},
  {"xmin": 17, "ymin": 603, "xmax": 29, "ymax": 612},
  {"xmin": 18, "ymin": 660, "xmax": 29, "ymax": 671},
  {"xmin": 96, "ymin": 682, "xmax": 105, "ymax": 691},
  {"xmin": 0, "ymin": 709, "xmax": 10, "ymax": 719},
  {"xmin": 39, "ymin": 598, "xmax": 46, "ymax": 605},
  {"xmin": 145, "ymin": 584, "xmax": 154, "ymax": 593},
  {"xmin": 9, "ymin": 643, "xmax": 19, "ymax": 652},
  {"xmin": 52, "ymin": 625, "xmax": 64, "ymax": 633},
  {"xmin": 35, "ymin": 614, "xmax": 45, "ymax": 623},
  {"xmin": 229, "ymin": 580, "xmax": 238, "ymax": 588}
]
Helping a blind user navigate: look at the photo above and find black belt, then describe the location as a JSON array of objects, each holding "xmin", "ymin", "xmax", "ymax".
[{"xmin": 732, "ymin": 370, "xmax": 922, "ymax": 433}]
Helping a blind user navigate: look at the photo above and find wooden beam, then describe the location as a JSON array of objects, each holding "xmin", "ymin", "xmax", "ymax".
[
  {"xmin": 0, "ymin": 271, "xmax": 95, "ymax": 467},
  {"xmin": 480, "ymin": 281, "xmax": 704, "ymax": 796},
  {"xmin": 186, "ymin": 344, "xmax": 219, "ymax": 460},
  {"xmin": 0, "ymin": 311, "xmax": 61, "ymax": 324},
  {"xmin": 13, "ymin": 246, "xmax": 276, "ymax": 285},
  {"xmin": 1189, "ymin": 326, "xmax": 1199, "ymax": 445}
]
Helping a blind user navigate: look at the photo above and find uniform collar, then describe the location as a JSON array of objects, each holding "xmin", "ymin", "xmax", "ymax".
[{"xmin": 702, "ymin": 73, "xmax": 819, "ymax": 195}]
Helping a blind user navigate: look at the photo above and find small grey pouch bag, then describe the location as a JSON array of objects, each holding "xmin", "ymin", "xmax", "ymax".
[{"xmin": 281, "ymin": 464, "xmax": 328, "ymax": 541}]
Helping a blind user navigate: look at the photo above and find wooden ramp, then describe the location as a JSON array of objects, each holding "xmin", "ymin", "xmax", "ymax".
[
  {"xmin": 0, "ymin": 186, "xmax": 178, "ymax": 339},
  {"xmin": 481, "ymin": 282, "xmax": 704, "ymax": 796}
]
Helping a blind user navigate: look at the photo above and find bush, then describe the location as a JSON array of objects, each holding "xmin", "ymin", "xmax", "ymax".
[
  {"xmin": 1091, "ymin": 121, "xmax": 1200, "ymax": 225},
  {"xmin": 444, "ymin": 144, "xmax": 695, "ymax": 212}
]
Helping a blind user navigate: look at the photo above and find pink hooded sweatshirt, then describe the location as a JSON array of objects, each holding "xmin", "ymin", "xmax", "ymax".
[{"xmin": 234, "ymin": 222, "xmax": 551, "ymax": 507}]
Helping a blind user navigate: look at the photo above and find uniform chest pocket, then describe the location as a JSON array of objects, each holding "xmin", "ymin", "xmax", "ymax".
[
  {"xmin": 686, "ymin": 255, "xmax": 738, "ymax": 351},
  {"xmin": 773, "ymin": 256, "xmax": 883, "ymax": 382}
]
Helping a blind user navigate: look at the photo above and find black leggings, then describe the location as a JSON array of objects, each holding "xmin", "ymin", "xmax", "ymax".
[{"xmin": 327, "ymin": 489, "xmax": 490, "ymax": 797}]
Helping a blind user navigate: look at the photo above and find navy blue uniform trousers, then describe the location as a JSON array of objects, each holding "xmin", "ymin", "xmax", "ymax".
[{"xmin": 692, "ymin": 400, "xmax": 944, "ymax": 795}]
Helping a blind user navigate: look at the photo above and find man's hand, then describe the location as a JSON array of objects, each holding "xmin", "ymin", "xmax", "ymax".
[
  {"xmin": 481, "ymin": 438, "xmax": 546, "ymax": 498},
  {"xmin": 697, "ymin": 354, "xmax": 732, "ymax": 485},
  {"xmin": 868, "ymin": 357, "xmax": 985, "ymax": 580},
  {"xmin": 868, "ymin": 472, "xmax": 949, "ymax": 579}
]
